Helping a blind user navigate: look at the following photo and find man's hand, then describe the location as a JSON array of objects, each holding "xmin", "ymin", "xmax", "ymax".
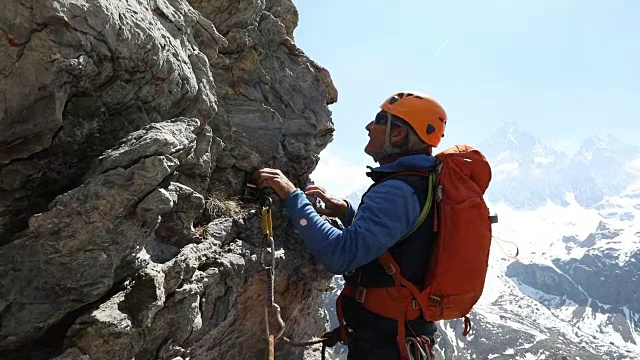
[
  {"xmin": 304, "ymin": 185, "xmax": 349, "ymax": 218},
  {"xmin": 254, "ymin": 168, "xmax": 297, "ymax": 200}
]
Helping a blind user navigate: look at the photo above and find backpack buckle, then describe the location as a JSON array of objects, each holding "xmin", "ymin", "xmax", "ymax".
[
  {"xmin": 429, "ymin": 295, "xmax": 441, "ymax": 306},
  {"xmin": 383, "ymin": 262, "xmax": 396, "ymax": 275},
  {"xmin": 355, "ymin": 287, "xmax": 367, "ymax": 303},
  {"xmin": 412, "ymin": 299, "xmax": 420, "ymax": 309}
]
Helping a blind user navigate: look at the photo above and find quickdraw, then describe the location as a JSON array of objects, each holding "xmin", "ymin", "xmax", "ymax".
[
  {"xmin": 247, "ymin": 183, "xmax": 346, "ymax": 360},
  {"xmin": 406, "ymin": 336, "xmax": 435, "ymax": 360},
  {"xmin": 260, "ymin": 195, "xmax": 285, "ymax": 360}
]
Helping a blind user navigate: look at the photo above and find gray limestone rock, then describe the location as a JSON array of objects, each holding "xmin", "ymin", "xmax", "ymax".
[
  {"xmin": 0, "ymin": 0, "xmax": 337, "ymax": 359},
  {"xmin": 0, "ymin": 0, "xmax": 219, "ymax": 243}
]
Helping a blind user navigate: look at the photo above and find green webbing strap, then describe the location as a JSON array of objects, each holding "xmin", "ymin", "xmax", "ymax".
[
  {"xmin": 352, "ymin": 172, "xmax": 436, "ymax": 229},
  {"xmin": 399, "ymin": 172, "xmax": 436, "ymax": 241}
]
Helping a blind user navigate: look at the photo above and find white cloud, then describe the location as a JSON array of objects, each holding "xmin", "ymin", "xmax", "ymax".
[{"xmin": 310, "ymin": 150, "xmax": 373, "ymax": 198}]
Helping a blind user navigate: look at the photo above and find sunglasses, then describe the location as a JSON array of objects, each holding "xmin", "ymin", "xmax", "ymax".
[{"xmin": 374, "ymin": 112, "xmax": 389, "ymax": 125}]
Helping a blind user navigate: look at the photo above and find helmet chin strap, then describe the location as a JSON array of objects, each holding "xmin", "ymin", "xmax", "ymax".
[{"xmin": 372, "ymin": 112, "xmax": 403, "ymax": 163}]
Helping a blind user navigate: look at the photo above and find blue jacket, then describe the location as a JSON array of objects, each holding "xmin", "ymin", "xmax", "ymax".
[{"xmin": 284, "ymin": 154, "xmax": 437, "ymax": 274}]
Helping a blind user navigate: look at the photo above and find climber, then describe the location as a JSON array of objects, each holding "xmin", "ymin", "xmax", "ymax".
[{"xmin": 254, "ymin": 91, "xmax": 446, "ymax": 359}]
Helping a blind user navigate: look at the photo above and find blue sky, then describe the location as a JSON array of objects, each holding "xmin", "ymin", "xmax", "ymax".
[{"xmin": 291, "ymin": 0, "xmax": 640, "ymax": 195}]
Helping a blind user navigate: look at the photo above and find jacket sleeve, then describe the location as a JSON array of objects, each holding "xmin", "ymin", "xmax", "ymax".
[
  {"xmin": 284, "ymin": 180, "xmax": 420, "ymax": 274},
  {"xmin": 337, "ymin": 200, "xmax": 356, "ymax": 227}
]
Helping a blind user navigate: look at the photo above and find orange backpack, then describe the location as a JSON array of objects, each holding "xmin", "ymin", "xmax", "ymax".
[{"xmin": 335, "ymin": 145, "xmax": 496, "ymax": 359}]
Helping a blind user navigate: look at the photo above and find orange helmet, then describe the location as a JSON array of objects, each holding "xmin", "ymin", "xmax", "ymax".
[{"xmin": 379, "ymin": 91, "xmax": 447, "ymax": 147}]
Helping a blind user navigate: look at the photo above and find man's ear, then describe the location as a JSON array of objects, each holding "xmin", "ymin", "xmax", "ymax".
[{"xmin": 390, "ymin": 126, "xmax": 408, "ymax": 146}]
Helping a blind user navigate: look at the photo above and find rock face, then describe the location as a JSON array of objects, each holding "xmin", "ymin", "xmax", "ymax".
[
  {"xmin": 553, "ymin": 250, "xmax": 640, "ymax": 314},
  {"xmin": 0, "ymin": 0, "xmax": 337, "ymax": 359},
  {"xmin": 505, "ymin": 262, "xmax": 590, "ymax": 307}
]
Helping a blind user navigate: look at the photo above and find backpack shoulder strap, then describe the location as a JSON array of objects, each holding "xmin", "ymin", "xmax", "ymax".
[
  {"xmin": 353, "ymin": 170, "xmax": 435, "ymax": 226},
  {"xmin": 400, "ymin": 172, "xmax": 436, "ymax": 239},
  {"xmin": 378, "ymin": 171, "xmax": 436, "ymax": 240}
]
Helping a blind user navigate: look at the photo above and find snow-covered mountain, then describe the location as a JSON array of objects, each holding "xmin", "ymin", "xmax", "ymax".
[
  {"xmin": 442, "ymin": 199, "xmax": 640, "ymax": 359},
  {"xmin": 481, "ymin": 122, "xmax": 640, "ymax": 209},
  {"xmin": 323, "ymin": 125, "xmax": 640, "ymax": 359},
  {"xmin": 479, "ymin": 122, "xmax": 572, "ymax": 209}
]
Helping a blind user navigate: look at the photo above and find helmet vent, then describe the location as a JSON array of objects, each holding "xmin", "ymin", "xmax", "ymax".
[
  {"xmin": 415, "ymin": 95, "xmax": 423, "ymax": 99},
  {"xmin": 426, "ymin": 124, "xmax": 436, "ymax": 135},
  {"xmin": 389, "ymin": 96, "xmax": 399, "ymax": 104},
  {"xmin": 439, "ymin": 117, "xmax": 445, "ymax": 123},
  {"xmin": 407, "ymin": 93, "xmax": 414, "ymax": 97},
  {"xmin": 397, "ymin": 93, "xmax": 405, "ymax": 98}
]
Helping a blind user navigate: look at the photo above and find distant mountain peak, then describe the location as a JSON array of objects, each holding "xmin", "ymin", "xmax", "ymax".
[
  {"xmin": 497, "ymin": 121, "xmax": 520, "ymax": 133},
  {"xmin": 580, "ymin": 134, "xmax": 623, "ymax": 150},
  {"xmin": 496, "ymin": 122, "xmax": 525, "ymax": 139},
  {"xmin": 478, "ymin": 122, "xmax": 640, "ymax": 209},
  {"xmin": 480, "ymin": 122, "xmax": 564, "ymax": 165},
  {"xmin": 574, "ymin": 134, "xmax": 639, "ymax": 166}
]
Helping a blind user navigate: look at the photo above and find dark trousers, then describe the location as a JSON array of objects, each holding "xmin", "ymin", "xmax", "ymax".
[
  {"xmin": 346, "ymin": 327, "xmax": 404, "ymax": 360},
  {"xmin": 342, "ymin": 298, "xmax": 437, "ymax": 360},
  {"xmin": 346, "ymin": 327, "xmax": 436, "ymax": 360}
]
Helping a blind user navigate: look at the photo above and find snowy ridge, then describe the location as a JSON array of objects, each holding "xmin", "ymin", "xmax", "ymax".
[{"xmin": 443, "ymin": 189, "xmax": 640, "ymax": 359}]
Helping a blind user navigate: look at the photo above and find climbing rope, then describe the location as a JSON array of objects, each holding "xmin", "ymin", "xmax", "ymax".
[
  {"xmin": 282, "ymin": 327, "xmax": 344, "ymax": 360},
  {"xmin": 253, "ymin": 186, "xmax": 344, "ymax": 360},
  {"xmin": 261, "ymin": 196, "xmax": 285, "ymax": 360},
  {"xmin": 493, "ymin": 235, "xmax": 520, "ymax": 259}
]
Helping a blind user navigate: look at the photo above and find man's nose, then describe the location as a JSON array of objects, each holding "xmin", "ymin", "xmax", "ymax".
[{"xmin": 365, "ymin": 121, "xmax": 374, "ymax": 131}]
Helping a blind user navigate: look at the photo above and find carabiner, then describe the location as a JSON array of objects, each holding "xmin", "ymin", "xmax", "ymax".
[{"xmin": 265, "ymin": 303, "xmax": 286, "ymax": 340}]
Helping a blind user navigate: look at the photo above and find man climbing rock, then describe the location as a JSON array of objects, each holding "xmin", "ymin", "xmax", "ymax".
[{"xmin": 255, "ymin": 91, "xmax": 447, "ymax": 359}]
